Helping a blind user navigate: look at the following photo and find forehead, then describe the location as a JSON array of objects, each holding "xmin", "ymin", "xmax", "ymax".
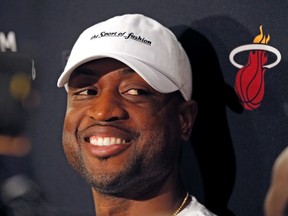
[
  {"xmin": 68, "ymin": 58, "xmax": 141, "ymax": 86},
  {"xmin": 72, "ymin": 58, "xmax": 132, "ymax": 76}
]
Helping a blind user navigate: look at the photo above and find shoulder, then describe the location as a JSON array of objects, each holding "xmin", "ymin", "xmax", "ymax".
[
  {"xmin": 272, "ymin": 147, "xmax": 288, "ymax": 182},
  {"xmin": 178, "ymin": 195, "xmax": 217, "ymax": 216}
]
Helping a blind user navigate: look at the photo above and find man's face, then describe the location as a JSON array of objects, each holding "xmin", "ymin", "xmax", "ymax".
[{"xmin": 63, "ymin": 58, "xmax": 189, "ymax": 196}]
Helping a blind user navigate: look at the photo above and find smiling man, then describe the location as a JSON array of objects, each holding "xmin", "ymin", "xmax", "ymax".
[{"xmin": 57, "ymin": 14, "xmax": 216, "ymax": 216}]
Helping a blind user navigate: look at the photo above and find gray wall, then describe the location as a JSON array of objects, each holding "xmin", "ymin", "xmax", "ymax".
[{"xmin": 1, "ymin": 1, "xmax": 288, "ymax": 215}]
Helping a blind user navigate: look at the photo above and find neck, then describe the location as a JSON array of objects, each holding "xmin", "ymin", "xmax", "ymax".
[{"xmin": 92, "ymin": 171, "xmax": 187, "ymax": 216}]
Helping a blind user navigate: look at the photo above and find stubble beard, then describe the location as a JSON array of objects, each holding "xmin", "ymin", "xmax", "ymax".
[{"xmin": 62, "ymin": 128, "xmax": 177, "ymax": 198}]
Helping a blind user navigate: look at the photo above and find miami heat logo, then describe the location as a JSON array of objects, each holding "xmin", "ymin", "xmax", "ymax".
[{"xmin": 229, "ymin": 26, "xmax": 281, "ymax": 110}]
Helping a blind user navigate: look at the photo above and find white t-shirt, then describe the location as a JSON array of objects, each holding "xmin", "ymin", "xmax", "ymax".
[{"xmin": 177, "ymin": 195, "xmax": 217, "ymax": 216}]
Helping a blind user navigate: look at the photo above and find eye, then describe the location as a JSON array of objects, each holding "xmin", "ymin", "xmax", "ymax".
[
  {"xmin": 124, "ymin": 88, "xmax": 150, "ymax": 96},
  {"xmin": 76, "ymin": 89, "xmax": 97, "ymax": 96}
]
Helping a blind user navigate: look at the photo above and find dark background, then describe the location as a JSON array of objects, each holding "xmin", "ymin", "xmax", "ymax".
[{"xmin": 1, "ymin": 1, "xmax": 288, "ymax": 215}]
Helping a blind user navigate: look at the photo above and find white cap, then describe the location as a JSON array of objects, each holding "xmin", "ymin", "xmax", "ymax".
[{"xmin": 57, "ymin": 14, "xmax": 192, "ymax": 101}]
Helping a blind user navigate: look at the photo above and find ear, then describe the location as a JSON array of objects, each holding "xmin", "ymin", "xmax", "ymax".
[{"xmin": 179, "ymin": 100, "xmax": 198, "ymax": 141}]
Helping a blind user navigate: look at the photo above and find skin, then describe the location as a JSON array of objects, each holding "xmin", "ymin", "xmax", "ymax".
[
  {"xmin": 62, "ymin": 58, "xmax": 197, "ymax": 216},
  {"xmin": 264, "ymin": 147, "xmax": 288, "ymax": 216}
]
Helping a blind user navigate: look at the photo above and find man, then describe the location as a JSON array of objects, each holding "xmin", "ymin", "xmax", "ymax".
[
  {"xmin": 264, "ymin": 147, "xmax": 288, "ymax": 216},
  {"xmin": 57, "ymin": 14, "xmax": 216, "ymax": 216}
]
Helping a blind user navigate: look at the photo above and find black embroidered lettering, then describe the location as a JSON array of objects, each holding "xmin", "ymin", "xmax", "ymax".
[{"xmin": 90, "ymin": 31, "xmax": 151, "ymax": 46}]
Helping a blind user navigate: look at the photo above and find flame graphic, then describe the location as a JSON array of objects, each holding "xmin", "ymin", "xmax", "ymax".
[
  {"xmin": 234, "ymin": 25, "xmax": 270, "ymax": 110},
  {"xmin": 253, "ymin": 25, "xmax": 270, "ymax": 44}
]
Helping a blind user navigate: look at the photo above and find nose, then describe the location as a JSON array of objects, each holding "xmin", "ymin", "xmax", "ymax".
[{"xmin": 87, "ymin": 90, "xmax": 128, "ymax": 122}]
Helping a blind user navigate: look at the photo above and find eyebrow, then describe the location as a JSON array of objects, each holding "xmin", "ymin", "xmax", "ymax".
[
  {"xmin": 70, "ymin": 66, "xmax": 137, "ymax": 85},
  {"xmin": 73, "ymin": 68, "xmax": 98, "ymax": 76},
  {"xmin": 74, "ymin": 67, "xmax": 134, "ymax": 75},
  {"xmin": 121, "ymin": 68, "xmax": 135, "ymax": 74}
]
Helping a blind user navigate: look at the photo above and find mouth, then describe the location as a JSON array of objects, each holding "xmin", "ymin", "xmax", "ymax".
[
  {"xmin": 80, "ymin": 125, "xmax": 136, "ymax": 158},
  {"xmin": 83, "ymin": 135, "xmax": 132, "ymax": 159},
  {"xmin": 85, "ymin": 136, "xmax": 131, "ymax": 146}
]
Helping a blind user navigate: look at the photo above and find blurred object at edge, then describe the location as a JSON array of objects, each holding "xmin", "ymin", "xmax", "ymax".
[{"xmin": 0, "ymin": 52, "xmax": 48, "ymax": 216}]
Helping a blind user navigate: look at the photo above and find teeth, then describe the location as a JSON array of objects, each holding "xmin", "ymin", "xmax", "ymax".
[{"xmin": 89, "ymin": 137, "xmax": 127, "ymax": 146}]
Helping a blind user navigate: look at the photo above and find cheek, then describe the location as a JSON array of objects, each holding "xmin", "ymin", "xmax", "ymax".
[
  {"xmin": 140, "ymin": 107, "xmax": 180, "ymax": 134},
  {"xmin": 62, "ymin": 129, "xmax": 82, "ymax": 172},
  {"xmin": 137, "ymin": 109, "xmax": 181, "ymax": 149},
  {"xmin": 154, "ymin": 110, "xmax": 182, "ymax": 149},
  {"xmin": 130, "ymin": 106, "xmax": 160, "ymax": 126},
  {"xmin": 64, "ymin": 105, "xmax": 85, "ymax": 134},
  {"xmin": 62, "ymin": 113, "xmax": 83, "ymax": 171}
]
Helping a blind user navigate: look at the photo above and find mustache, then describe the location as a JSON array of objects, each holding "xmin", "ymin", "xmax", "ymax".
[{"xmin": 77, "ymin": 122, "xmax": 140, "ymax": 138}]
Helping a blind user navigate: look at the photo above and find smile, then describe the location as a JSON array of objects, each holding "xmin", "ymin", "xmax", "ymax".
[{"xmin": 87, "ymin": 136, "xmax": 129, "ymax": 146}]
